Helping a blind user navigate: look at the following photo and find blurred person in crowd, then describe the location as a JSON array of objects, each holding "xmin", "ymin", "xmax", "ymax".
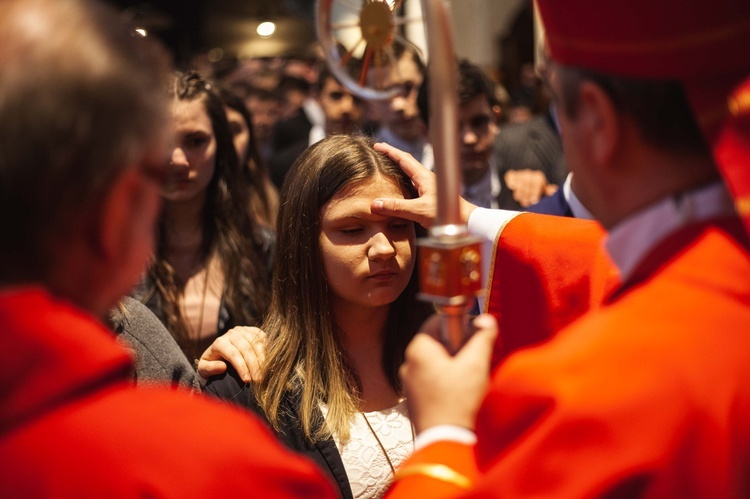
[
  {"xmin": 507, "ymin": 62, "xmax": 544, "ymax": 123},
  {"xmin": 495, "ymin": 53, "xmax": 567, "ymax": 210},
  {"xmin": 238, "ymin": 84, "xmax": 282, "ymax": 162},
  {"xmin": 456, "ymin": 59, "xmax": 501, "ymax": 209},
  {"xmin": 494, "ymin": 100, "xmax": 566, "ymax": 210},
  {"xmin": 221, "ymin": 87, "xmax": 280, "ymax": 228},
  {"xmin": 270, "ymin": 67, "xmax": 365, "ymax": 189},
  {"xmin": 278, "ymin": 75, "xmax": 313, "ymax": 120},
  {"xmin": 283, "ymin": 55, "xmax": 322, "ymax": 85},
  {"xmin": 134, "ymin": 72, "xmax": 273, "ymax": 363},
  {"xmin": 371, "ymin": 47, "xmax": 433, "ymax": 171}
]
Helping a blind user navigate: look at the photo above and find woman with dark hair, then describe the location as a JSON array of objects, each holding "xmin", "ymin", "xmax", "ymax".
[
  {"xmin": 221, "ymin": 87, "xmax": 279, "ymax": 228},
  {"xmin": 134, "ymin": 72, "xmax": 273, "ymax": 362},
  {"xmin": 206, "ymin": 134, "xmax": 432, "ymax": 499}
]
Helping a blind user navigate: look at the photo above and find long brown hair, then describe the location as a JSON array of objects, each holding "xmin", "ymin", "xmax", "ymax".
[
  {"xmin": 255, "ymin": 134, "xmax": 431, "ymax": 442},
  {"xmin": 145, "ymin": 72, "xmax": 272, "ymax": 355}
]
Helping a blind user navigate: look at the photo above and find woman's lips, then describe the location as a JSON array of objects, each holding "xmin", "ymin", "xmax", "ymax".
[{"xmin": 368, "ymin": 270, "xmax": 397, "ymax": 281}]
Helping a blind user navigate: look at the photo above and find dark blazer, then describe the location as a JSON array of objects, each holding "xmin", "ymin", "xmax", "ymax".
[
  {"xmin": 494, "ymin": 111, "xmax": 566, "ymax": 210},
  {"xmin": 268, "ymin": 138, "xmax": 309, "ymax": 190},
  {"xmin": 110, "ymin": 297, "xmax": 201, "ymax": 390},
  {"xmin": 269, "ymin": 109, "xmax": 313, "ymax": 189},
  {"xmin": 272, "ymin": 107, "xmax": 312, "ymax": 152},
  {"xmin": 526, "ymin": 188, "xmax": 573, "ymax": 217},
  {"xmin": 205, "ymin": 367, "xmax": 353, "ymax": 499}
]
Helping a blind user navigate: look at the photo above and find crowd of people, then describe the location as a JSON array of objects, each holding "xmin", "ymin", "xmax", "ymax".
[{"xmin": 2, "ymin": 0, "xmax": 750, "ymax": 497}]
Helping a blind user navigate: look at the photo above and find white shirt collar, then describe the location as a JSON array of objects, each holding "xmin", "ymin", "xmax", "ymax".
[
  {"xmin": 605, "ymin": 181, "xmax": 735, "ymax": 282},
  {"xmin": 308, "ymin": 124, "xmax": 326, "ymax": 146}
]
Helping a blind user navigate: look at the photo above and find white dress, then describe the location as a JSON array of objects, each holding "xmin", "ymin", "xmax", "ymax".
[{"xmin": 321, "ymin": 400, "xmax": 414, "ymax": 499}]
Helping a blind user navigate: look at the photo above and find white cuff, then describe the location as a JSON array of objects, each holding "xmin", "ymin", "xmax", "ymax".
[
  {"xmin": 414, "ymin": 425, "xmax": 477, "ymax": 451},
  {"xmin": 467, "ymin": 207, "xmax": 519, "ymax": 241}
]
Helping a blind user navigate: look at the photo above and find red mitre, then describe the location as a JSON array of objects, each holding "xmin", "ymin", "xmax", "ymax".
[{"xmin": 535, "ymin": 0, "xmax": 750, "ymax": 235}]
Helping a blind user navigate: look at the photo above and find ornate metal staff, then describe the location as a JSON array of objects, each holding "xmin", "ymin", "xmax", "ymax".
[{"xmin": 316, "ymin": 0, "xmax": 482, "ymax": 351}]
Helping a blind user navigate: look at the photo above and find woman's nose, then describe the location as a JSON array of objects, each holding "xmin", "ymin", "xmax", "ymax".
[
  {"xmin": 367, "ymin": 231, "xmax": 396, "ymax": 260},
  {"xmin": 170, "ymin": 147, "xmax": 188, "ymax": 167}
]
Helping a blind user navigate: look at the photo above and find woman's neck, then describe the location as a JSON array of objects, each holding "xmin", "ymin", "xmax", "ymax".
[
  {"xmin": 334, "ymin": 303, "xmax": 400, "ymax": 412},
  {"xmin": 163, "ymin": 194, "xmax": 207, "ymax": 280},
  {"xmin": 335, "ymin": 303, "xmax": 388, "ymax": 351}
]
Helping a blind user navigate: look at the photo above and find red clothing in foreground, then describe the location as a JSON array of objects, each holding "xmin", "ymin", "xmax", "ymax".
[
  {"xmin": 388, "ymin": 217, "xmax": 750, "ymax": 498},
  {"xmin": 0, "ymin": 288, "xmax": 336, "ymax": 498}
]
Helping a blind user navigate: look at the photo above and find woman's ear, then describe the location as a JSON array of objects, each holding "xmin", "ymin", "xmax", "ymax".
[{"xmin": 577, "ymin": 80, "xmax": 620, "ymax": 168}]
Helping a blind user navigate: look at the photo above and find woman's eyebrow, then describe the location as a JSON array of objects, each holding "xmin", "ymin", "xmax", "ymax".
[{"xmin": 329, "ymin": 213, "xmax": 365, "ymax": 220}]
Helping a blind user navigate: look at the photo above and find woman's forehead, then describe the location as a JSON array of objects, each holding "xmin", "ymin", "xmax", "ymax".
[
  {"xmin": 323, "ymin": 174, "xmax": 405, "ymax": 215},
  {"xmin": 172, "ymin": 99, "xmax": 211, "ymax": 130},
  {"xmin": 335, "ymin": 174, "xmax": 403, "ymax": 199}
]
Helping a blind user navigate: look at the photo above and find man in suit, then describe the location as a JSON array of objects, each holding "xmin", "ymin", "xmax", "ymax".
[
  {"xmin": 242, "ymin": 85, "xmax": 282, "ymax": 163},
  {"xmin": 457, "ymin": 59, "xmax": 502, "ymax": 209},
  {"xmin": 0, "ymin": 0, "xmax": 337, "ymax": 496},
  {"xmin": 269, "ymin": 67, "xmax": 364, "ymax": 189}
]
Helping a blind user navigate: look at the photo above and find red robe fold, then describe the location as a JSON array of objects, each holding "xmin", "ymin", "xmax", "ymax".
[
  {"xmin": 388, "ymin": 216, "xmax": 750, "ymax": 498},
  {"xmin": 0, "ymin": 288, "xmax": 336, "ymax": 498},
  {"xmin": 485, "ymin": 213, "xmax": 617, "ymax": 366}
]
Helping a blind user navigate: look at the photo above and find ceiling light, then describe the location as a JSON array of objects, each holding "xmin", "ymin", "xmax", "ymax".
[{"xmin": 257, "ymin": 21, "xmax": 276, "ymax": 37}]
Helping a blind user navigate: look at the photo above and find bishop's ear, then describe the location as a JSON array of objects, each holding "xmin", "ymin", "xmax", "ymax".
[
  {"xmin": 576, "ymin": 80, "xmax": 620, "ymax": 168},
  {"xmin": 96, "ymin": 168, "xmax": 161, "ymax": 270}
]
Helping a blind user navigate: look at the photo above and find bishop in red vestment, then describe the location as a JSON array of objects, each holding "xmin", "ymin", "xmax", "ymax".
[{"xmin": 371, "ymin": 0, "xmax": 750, "ymax": 497}]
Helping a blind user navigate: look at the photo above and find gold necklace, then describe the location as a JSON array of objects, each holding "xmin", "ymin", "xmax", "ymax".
[{"xmin": 360, "ymin": 408, "xmax": 415, "ymax": 477}]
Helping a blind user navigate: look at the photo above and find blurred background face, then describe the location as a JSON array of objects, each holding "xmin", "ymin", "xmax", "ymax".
[
  {"xmin": 279, "ymin": 87, "xmax": 308, "ymax": 119},
  {"xmin": 244, "ymin": 94, "xmax": 279, "ymax": 146},
  {"xmin": 225, "ymin": 106, "xmax": 250, "ymax": 164},
  {"xmin": 459, "ymin": 94, "xmax": 499, "ymax": 184},
  {"xmin": 318, "ymin": 76, "xmax": 364, "ymax": 135},
  {"xmin": 371, "ymin": 54, "xmax": 426, "ymax": 141},
  {"xmin": 165, "ymin": 99, "xmax": 216, "ymax": 203}
]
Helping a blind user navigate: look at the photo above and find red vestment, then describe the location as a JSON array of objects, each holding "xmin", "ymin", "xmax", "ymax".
[
  {"xmin": 388, "ymin": 217, "xmax": 750, "ymax": 498},
  {"xmin": 484, "ymin": 213, "xmax": 617, "ymax": 367},
  {"xmin": 0, "ymin": 288, "xmax": 337, "ymax": 498}
]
